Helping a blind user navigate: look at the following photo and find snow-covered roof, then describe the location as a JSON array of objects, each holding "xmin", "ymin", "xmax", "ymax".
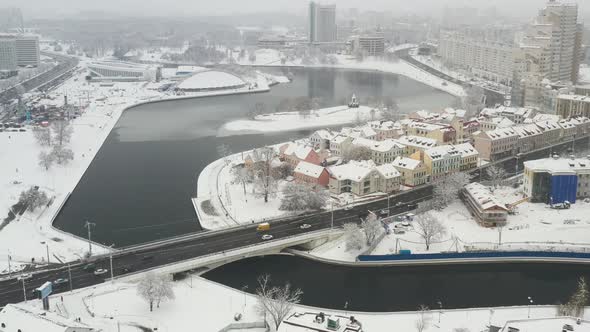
[
  {"xmin": 464, "ymin": 182, "xmax": 508, "ymax": 212},
  {"xmin": 558, "ymin": 94, "xmax": 590, "ymax": 102},
  {"xmin": 340, "ymin": 125, "xmax": 377, "ymax": 139},
  {"xmin": 330, "ymin": 135, "xmax": 351, "ymax": 145},
  {"xmin": 482, "ymin": 127, "xmax": 518, "ymax": 141},
  {"xmin": 558, "ymin": 119, "xmax": 577, "ymax": 130},
  {"xmin": 375, "ymin": 163, "xmax": 401, "ymax": 179},
  {"xmin": 532, "ymin": 113, "xmax": 560, "ymax": 123},
  {"xmin": 524, "ymin": 157, "xmax": 590, "ymax": 175},
  {"xmin": 352, "ymin": 138, "xmax": 404, "ymax": 153},
  {"xmin": 177, "ymin": 70, "xmax": 246, "ymax": 90},
  {"xmin": 87, "ymin": 60, "xmax": 155, "ymax": 72},
  {"xmin": 513, "ymin": 124, "xmax": 543, "ymax": 138},
  {"xmin": 480, "ymin": 105, "xmax": 535, "ymax": 118},
  {"xmin": 535, "ymin": 120, "xmax": 560, "ymax": 131},
  {"xmin": 408, "ymin": 121, "xmax": 447, "ymax": 131},
  {"xmin": 392, "ymin": 156, "xmax": 422, "ymax": 170},
  {"xmin": 329, "ymin": 160, "xmax": 377, "ymax": 181},
  {"xmin": 176, "ymin": 65, "xmax": 207, "ymax": 74},
  {"xmin": 396, "ymin": 135, "xmax": 438, "ymax": 148},
  {"xmin": 453, "ymin": 143, "xmax": 479, "ymax": 158},
  {"xmin": 312, "ymin": 129, "xmax": 335, "ymax": 140},
  {"xmin": 294, "ymin": 161, "xmax": 325, "ymax": 178},
  {"xmin": 281, "ymin": 142, "xmax": 314, "ymax": 160},
  {"xmin": 0, "ymin": 303, "xmax": 94, "ymax": 332},
  {"xmin": 368, "ymin": 120, "xmax": 400, "ymax": 131},
  {"xmin": 424, "ymin": 145, "xmax": 462, "ymax": 161},
  {"xmin": 491, "ymin": 117, "xmax": 515, "ymax": 128}
]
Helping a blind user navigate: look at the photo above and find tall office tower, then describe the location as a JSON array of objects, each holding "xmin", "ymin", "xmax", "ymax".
[
  {"xmin": 309, "ymin": 2, "xmax": 337, "ymax": 43},
  {"xmin": 0, "ymin": 34, "xmax": 17, "ymax": 72},
  {"xmin": 15, "ymin": 35, "xmax": 40, "ymax": 67},
  {"xmin": 0, "ymin": 8, "xmax": 23, "ymax": 32},
  {"xmin": 535, "ymin": 0, "xmax": 579, "ymax": 83}
]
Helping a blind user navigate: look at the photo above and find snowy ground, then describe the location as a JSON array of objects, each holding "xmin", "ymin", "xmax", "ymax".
[
  {"xmin": 311, "ymin": 185, "xmax": 590, "ymax": 262},
  {"xmin": 222, "ymin": 105, "xmax": 376, "ymax": 134},
  {"xmin": 0, "ymin": 67, "xmax": 288, "ymax": 274},
  {"xmin": 21, "ymin": 276, "xmax": 590, "ymax": 332}
]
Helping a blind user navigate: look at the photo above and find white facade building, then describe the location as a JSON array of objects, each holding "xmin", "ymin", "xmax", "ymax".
[
  {"xmin": 15, "ymin": 34, "xmax": 39, "ymax": 67},
  {"xmin": 0, "ymin": 34, "xmax": 17, "ymax": 75},
  {"xmin": 87, "ymin": 60, "xmax": 160, "ymax": 82},
  {"xmin": 309, "ymin": 2, "xmax": 337, "ymax": 43}
]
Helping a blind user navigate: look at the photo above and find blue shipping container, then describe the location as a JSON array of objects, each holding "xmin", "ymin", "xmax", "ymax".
[{"xmin": 550, "ymin": 175, "xmax": 577, "ymax": 204}]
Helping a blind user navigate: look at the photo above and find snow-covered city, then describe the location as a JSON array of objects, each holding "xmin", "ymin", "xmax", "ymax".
[{"xmin": 2, "ymin": 0, "xmax": 590, "ymax": 331}]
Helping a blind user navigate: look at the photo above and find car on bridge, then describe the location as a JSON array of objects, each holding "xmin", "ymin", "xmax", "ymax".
[
  {"xmin": 94, "ymin": 268, "xmax": 108, "ymax": 276},
  {"xmin": 261, "ymin": 234, "xmax": 273, "ymax": 241},
  {"xmin": 299, "ymin": 224, "xmax": 311, "ymax": 230},
  {"xmin": 53, "ymin": 278, "xmax": 69, "ymax": 286}
]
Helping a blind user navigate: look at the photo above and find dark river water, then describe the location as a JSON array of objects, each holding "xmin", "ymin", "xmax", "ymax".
[
  {"xmin": 53, "ymin": 67, "xmax": 455, "ymax": 247},
  {"xmin": 203, "ymin": 255, "xmax": 590, "ymax": 312}
]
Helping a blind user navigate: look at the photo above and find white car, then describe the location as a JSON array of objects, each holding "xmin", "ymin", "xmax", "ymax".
[
  {"xmin": 17, "ymin": 273, "xmax": 32, "ymax": 281},
  {"xmin": 94, "ymin": 268, "xmax": 108, "ymax": 276},
  {"xmin": 299, "ymin": 224, "xmax": 311, "ymax": 230},
  {"xmin": 261, "ymin": 234, "xmax": 273, "ymax": 241}
]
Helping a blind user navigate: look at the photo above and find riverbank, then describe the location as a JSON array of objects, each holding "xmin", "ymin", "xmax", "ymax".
[
  {"xmin": 0, "ymin": 69, "xmax": 284, "ymax": 274},
  {"xmin": 222, "ymin": 105, "xmax": 375, "ymax": 134},
  {"xmin": 20, "ymin": 275, "xmax": 589, "ymax": 332}
]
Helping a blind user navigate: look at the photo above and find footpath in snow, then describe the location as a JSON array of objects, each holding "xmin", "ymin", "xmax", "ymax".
[
  {"xmin": 22, "ymin": 276, "xmax": 590, "ymax": 332},
  {"xmin": 222, "ymin": 105, "xmax": 374, "ymax": 134}
]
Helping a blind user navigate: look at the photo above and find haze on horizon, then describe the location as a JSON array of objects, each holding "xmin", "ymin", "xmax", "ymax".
[{"xmin": 5, "ymin": 0, "xmax": 584, "ymax": 19}]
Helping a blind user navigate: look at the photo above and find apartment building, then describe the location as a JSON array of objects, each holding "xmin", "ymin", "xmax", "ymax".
[
  {"xmin": 523, "ymin": 157, "xmax": 590, "ymax": 203},
  {"xmin": 15, "ymin": 34, "xmax": 39, "ymax": 67},
  {"xmin": 396, "ymin": 135, "xmax": 438, "ymax": 155},
  {"xmin": 406, "ymin": 121, "xmax": 456, "ymax": 144},
  {"xmin": 513, "ymin": 123, "xmax": 544, "ymax": 153},
  {"xmin": 412, "ymin": 145, "xmax": 462, "ymax": 181},
  {"xmin": 328, "ymin": 160, "xmax": 401, "ymax": 196},
  {"xmin": 368, "ymin": 120, "xmax": 404, "ymax": 140},
  {"xmin": 556, "ymin": 94, "xmax": 590, "ymax": 118},
  {"xmin": 463, "ymin": 182, "xmax": 508, "ymax": 227},
  {"xmin": 0, "ymin": 34, "xmax": 17, "ymax": 77},
  {"xmin": 391, "ymin": 157, "xmax": 429, "ymax": 187},
  {"xmin": 353, "ymin": 34, "xmax": 385, "ymax": 56},
  {"xmin": 351, "ymin": 138, "xmax": 405, "ymax": 164},
  {"xmin": 453, "ymin": 143, "xmax": 479, "ymax": 171},
  {"xmin": 473, "ymin": 127, "xmax": 518, "ymax": 161}
]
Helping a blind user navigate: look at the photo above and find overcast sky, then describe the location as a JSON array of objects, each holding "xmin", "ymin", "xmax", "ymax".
[{"xmin": 5, "ymin": 0, "xmax": 586, "ymax": 19}]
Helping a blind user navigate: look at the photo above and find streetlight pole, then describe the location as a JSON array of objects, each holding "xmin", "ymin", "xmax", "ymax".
[
  {"xmin": 387, "ymin": 194, "xmax": 390, "ymax": 217},
  {"xmin": 242, "ymin": 285, "xmax": 248, "ymax": 313},
  {"xmin": 68, "ymin": 263, "xmax": 73, "ymax": 292},
  {"xmin": 7, "ymin": 251, "xmax": 11, "ymax": 274},
  {"xmin": 21, "ymin": 278, "xmax": 27, "ymax": 303},
  {"xmin": 46, "ymin": 243, "xmax": 50, "ymax": 264},
  {"xmin": 437, "ymin": 300, "xmax": 442, "ymax": 323},
  {"xmin": 527, "ymin": 296, "xmax": 533, "ymax": 318},
  {"xmin": 331, "ymin": 201, "xmax": 334, "ymax": 230},
  {"xmin": 84, "ymin": 220, "xmax": 96, "ymax": 255}
]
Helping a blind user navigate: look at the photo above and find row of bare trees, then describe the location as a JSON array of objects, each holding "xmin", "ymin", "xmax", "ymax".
[{"xmin": 34, "ymin": 119, "xmax": 75, "ymax": 171}]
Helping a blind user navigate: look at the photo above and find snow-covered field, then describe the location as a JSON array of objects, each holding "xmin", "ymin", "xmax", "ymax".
[
  {"xmin": 222, "ymin": 105, "xmax": 375, "ymax": 134},
  {"xmin": 311, "ymin": 185, "xmax": 590, "ymax": 262},
  {"xmin": 22, "ymin": 276, "xmax": 589, "ymax": 332}
]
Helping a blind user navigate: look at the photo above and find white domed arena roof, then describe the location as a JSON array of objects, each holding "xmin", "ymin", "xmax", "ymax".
[{"xmin": 177, "ymin": 70, "xmax": 246, "ymax": 91}]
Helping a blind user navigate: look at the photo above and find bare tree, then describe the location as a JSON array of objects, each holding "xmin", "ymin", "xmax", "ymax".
[
  {"xmin": 231, "ymin": 166, "xmax": 251, "ymax": 197},
  {"xmin": 415, "ymin": 305, "xmax": 431, "ymax": 332},
  {"xmin": 154, "ymin": 274, "xmax": 175, "ymax": 309},
  {"xmin": 51, "ymin": 119, "xmax": 73, "ymax": 146},
  {"xmin": 256, "ymin": 274, "xmax": 303, "ymax": 331},
  {"xmin": 343, "ymin": 223, "xmax": 364, "ymax": 251},
  {"xmin": 252, "ymin": 147, "xmax": 277, "ymax": 203},
  {"xmin": 272, "ymin": 162, "xmax": 293, "ymax": 180},
  {"xmin": 38, "ymin": 151, "xmax": 55, "ymax": 171},
  {"xmin": 137, "ymin": 272, "xmax": 159, "ymax": 312},
  {"xmin": 19, "ymin": 187, "xmax": 49, "ymax": 212},
  {"xmin": 432, "ymin": 172, "xmax": 471, "ymax": 210},
  {"xmin": 414, "ymin": 213, "xmax": 447, "ymax": 251},
  {"xmin": 279, "ymin": 183, "xmax": 329, "ymax": 211},
  {"xmin": 342, "ymin": 145, "xmax": 372, "ymax": 162},
  {"xmin": 51, "ymin": 146, "xmax": 74, "ymax": 165},
  {"xmin": 486, "ymin": 166, "xmax": 506, "ymax": 190},
  {"xmin": 361, "ymin": 213, "xmax": 382, "ymax": 246},
  {"xmin": 33, "ymin": 127, "xmax": 52, "ymax": 146}
]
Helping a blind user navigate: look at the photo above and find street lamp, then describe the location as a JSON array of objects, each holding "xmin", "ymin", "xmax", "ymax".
[
  {"xmin": 527, "ymin": 296, "xmax": 534, "ymax": 318},
  {"xmin": 437, "ymin": 300, "xmax": 443, "ymax": 323},
  {"xmin": 241, "ymin": 285, "xmax": 248, "ymax": 312}
]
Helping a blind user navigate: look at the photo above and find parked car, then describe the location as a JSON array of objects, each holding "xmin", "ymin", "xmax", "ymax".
[
  {"xmin": 17, "ymin": 273, "xmax": 32, "ymax": 280},
  {"xmin": 299, "ymin": 224, "xmax": 311, "ymax": 230},
  {"xmin": 261, "ymin": 234, "xmax": 273, "ymax": 241},
  {"xmin": 379, "ymin": 209, "xmax": 389, "ymax": 216},
  {"xmin": 94, "ymin": 268, "xmax": 108, "ymax": 276},
  {"xmin": 407, "ymin": 203, "xmax": 418, "ymax": 210}
]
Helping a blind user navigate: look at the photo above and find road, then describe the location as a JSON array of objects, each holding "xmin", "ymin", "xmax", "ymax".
[
  {"xmin": 0, "ymin": 186, "xmax": 430, "ymax": 307},
  {"xmin": 394, "ymin": 48, "xmax": 506, "ymax": 107}
]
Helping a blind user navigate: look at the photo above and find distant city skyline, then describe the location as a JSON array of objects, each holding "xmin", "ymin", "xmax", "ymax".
[{"xmin": 4, "ymin": 0, "xmax": 587, "ymax": 20}]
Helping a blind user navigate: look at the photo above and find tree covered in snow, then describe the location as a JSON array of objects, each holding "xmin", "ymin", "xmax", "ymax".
[
  {"xmin": 51, "ymin": 146, "xmax": 74, "ymax": 165},
  {"xmin": 256, "ymin": 274, "xmax": 303, "ymax": 331},
  {"xmin": 137, "ymin": 272, "xmax": 175, "ymax": 312},
  {"xmin": 279, "ymin": 182, "xmax": 329, "ymax": 212},
  {"xmin": 271, "ymin": 162, "xmax": 293, "ymax": 180},
  {"xmin": 251, "ymin": 147, "xmax": 278, "ymax": 203},
  {"xmin": 361, "ymin": 213, "xmax": 383, "ymax": 246},
  {"xmin": 19, "ymin": 187, "xmax": 49, "ymax": 212},
  {"xmin": 342, "ymin": 145, "xmax": 372, "ymax": 162},
  {"xmin": 33, "ymin": 126, "xmax": 52, "ymax": 146},
  {"xmin": 38, "ymin": 151, "xmax": 55, "ymax": 171},
  {"xmin": 559, "ymin": 277, "xmax": 589, "ymax": 317},
  {"xmin": 51, "ymin": 119, "xmax": 73, "ymax": 147},
  {"xmin": 414, "ymin": 213, "xmax": 446, "ymax": 251},
  {"xmin": 343, "ymin": 222, "xmax": 364, "ymax": 251},
  {"xmin": 461, "ymin": 86, "xmax": 486, "ymax": 119},
  {"xmin": 432, "ymin": 172, "xmax": 470, "ymax": 210},
  {"xmin": 231, "ymin": 165, "xmax": 252, "ymax": 197},
  {"xmin": 486, "ymin": 165, "xmax": 506, "ymax": 190}
]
